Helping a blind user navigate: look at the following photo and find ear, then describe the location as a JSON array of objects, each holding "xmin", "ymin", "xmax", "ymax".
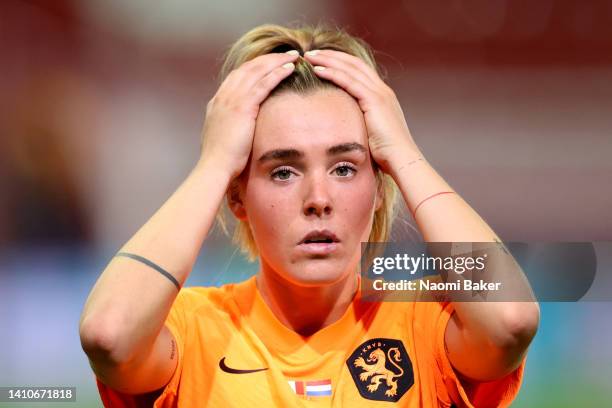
[{"xmin": 227, "ymin": 179, "xmax": 248, "ymax": 221}]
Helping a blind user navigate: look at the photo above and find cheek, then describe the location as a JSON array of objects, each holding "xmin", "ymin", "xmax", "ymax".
[
  {"xmin": 243, "ymin": 180, "xmax": 294, "ymax": 244},
  {"xmin": 341, "ymin": 177, "xmax": 378, "ymax": 222},
  {"xmin": 333, "ymin": 177, "xmax": 379, "ymax": 247}
]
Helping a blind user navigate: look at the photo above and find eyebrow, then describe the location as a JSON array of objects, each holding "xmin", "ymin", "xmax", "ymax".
[
  {"xmin": 327, "ymin": 142, "xmax": 367, "ymax": 156},
  {"xmin": 257, "ymin": 142, "xmax": 367, "ymax": 163}
]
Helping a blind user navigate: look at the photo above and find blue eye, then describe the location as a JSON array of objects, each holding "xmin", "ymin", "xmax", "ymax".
[
  {"xmin": 334, "ymin": 163, "xmax": 356, "ymax": 177},
  {"xmin": 271, "ymin": 167, "xmax": 294, "ymax": 181}
]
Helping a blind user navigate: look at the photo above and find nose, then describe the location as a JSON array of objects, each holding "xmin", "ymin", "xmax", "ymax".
[{"xmin": 302, "ymin": 172, "xmax": 333, "ymax": 218}]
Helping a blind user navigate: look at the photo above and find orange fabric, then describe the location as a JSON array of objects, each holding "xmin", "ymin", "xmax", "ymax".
[{"xmin": 95, "ymin": 277, "xmax": 526, "ymax": 407}]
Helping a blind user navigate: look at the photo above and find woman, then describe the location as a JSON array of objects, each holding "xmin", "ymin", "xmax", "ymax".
[{"xmin": 80, "ymin": 23, "xmax": 539, "ymax": 407}]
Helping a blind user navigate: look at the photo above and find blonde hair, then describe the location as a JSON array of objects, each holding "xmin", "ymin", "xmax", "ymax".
[{"xmin": 215, "ymin": 22, "xmax": 399, "ymax": 261}]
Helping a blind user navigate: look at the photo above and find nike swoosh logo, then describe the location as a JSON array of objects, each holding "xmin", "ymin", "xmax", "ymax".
[{"xmin": 218, "ymin": 357, "xmax": 268, "ymax": 374}]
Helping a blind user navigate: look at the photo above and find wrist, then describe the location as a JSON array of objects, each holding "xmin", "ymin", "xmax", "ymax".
[
  {"xmin": 386, "ymin": 144, "xmax": 427, "ymax": 177},
  {"xmin": 193, "ymin": 158, "xmax": 234, "ymax": 186}
]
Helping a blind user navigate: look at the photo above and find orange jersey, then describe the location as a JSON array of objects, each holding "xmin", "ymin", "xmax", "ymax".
[{"xmin": 96, "ymin": 276, "xmax": 525, "ymax": 407}]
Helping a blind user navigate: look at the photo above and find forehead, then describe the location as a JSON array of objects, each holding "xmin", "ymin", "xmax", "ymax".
[{"xmin": 253, "ymin": 89, "xmax": 367, "ymax": 154}]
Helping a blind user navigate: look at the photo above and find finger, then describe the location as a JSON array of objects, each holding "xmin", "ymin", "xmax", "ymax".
[
  {"xmin": 248, "ymin": 61, "xmax": 296, "ymax": 105},
  {"xmin": 304, "ymin": 50, "xmax": 371, "ymax": 88},
  {"xmin": 309, "ymin": 65, "xmax": 377, "ymax": 106},
  {"xmin": 304, "ymin": 49, "xmax": 385, "ymax": 87},
  {"xmin": 227, "ymin": 51, "xmax": 299, "ymax": 93}
]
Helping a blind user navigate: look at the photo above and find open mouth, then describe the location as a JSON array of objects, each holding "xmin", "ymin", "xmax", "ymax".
[
  {"xmin": 298, "ymin": 230, "xmax": 340, "ymax": 255},
  {"xmin": 298, "ymin": 229, "xmax": 340, "ymax": 244},
  {"xmin": 303, "ymin": 238, "xmax": 335, "ymax": 244}
]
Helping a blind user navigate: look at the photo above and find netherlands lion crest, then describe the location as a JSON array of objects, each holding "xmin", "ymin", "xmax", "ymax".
[{"xmin": 346, "ymin": 338, "xmax": 414, "ymax": 402}]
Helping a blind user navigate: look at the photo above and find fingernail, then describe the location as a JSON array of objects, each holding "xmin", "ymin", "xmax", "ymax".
[
  {"xmin": 282, "ymin": 62, "xmax": 295, "ymax": 69},
  {"xmin": 285, "ymin": 50, "xmax": 299, "ymax": 56},
  {"xmin": 305, "ymin": 50, "xmax": 319, "ymax": 56},
  {"xmin": 313, "ymin": 66, "xmax": 325, "ymax": 71}
]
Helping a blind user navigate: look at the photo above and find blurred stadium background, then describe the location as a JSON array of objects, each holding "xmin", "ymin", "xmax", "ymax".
[{"xmin": 1, "ymin": 0, "xmax": 611, "ymax": 406}]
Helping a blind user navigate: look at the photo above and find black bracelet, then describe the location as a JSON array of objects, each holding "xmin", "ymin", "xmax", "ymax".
[{"xmin": 115, "ymin": 252, "xmax": 181, "ymax": 290}]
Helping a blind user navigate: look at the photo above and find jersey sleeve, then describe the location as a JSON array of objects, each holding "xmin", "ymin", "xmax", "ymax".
[
  {"xmin": 434, "ymin": 302, "xmax": 526, "ymax": 408},
  {"xmin": 95, "ymin": 289, "xmax": 190, "ymax": 408}
]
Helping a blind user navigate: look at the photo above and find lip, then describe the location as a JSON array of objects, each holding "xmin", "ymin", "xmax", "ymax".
[
  {"xmin": 297, "ymin": 242, "xmax": 339, "ymax": 255},
  {"xmin": 298, "ymin": 229, "xmax": 340, "ymax": 245},
  {"xmin": 297, "ymin": 229, "xmax": 340, "ymax": 256}
]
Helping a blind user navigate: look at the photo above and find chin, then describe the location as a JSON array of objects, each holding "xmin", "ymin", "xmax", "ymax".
[{"xmin": 284, "ymin": 259, "xmax": 351, "ymax": 287}]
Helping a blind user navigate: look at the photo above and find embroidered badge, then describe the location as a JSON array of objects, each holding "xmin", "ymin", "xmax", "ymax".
[
  {"xmin": 346, "ymin": 338, "xmax": 414, "ymax": 402},
  {"xmin": 288, "ymin": 379, "xmax": 332, "ymax": 397}
]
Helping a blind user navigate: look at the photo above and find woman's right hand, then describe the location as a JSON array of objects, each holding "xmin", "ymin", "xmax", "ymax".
[{"xmin": 198, "ymin": 50, "xmax": 300, "ymax": 179}]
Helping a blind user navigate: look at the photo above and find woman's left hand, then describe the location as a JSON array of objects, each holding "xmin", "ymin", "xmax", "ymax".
[{"xmin": 304, "ymin": 49, "xmax": 422, "ymax": 174}]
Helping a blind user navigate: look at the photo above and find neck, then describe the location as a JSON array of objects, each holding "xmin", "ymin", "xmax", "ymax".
[{"xmin": 256, "ymin": 268, "xmax": 358, "ymax": 337}]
